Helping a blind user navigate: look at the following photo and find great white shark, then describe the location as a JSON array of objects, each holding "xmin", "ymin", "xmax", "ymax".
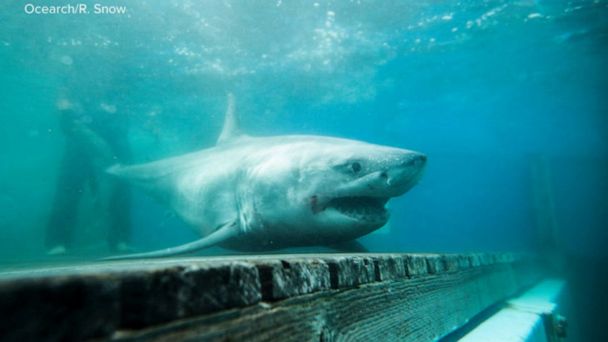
[{"xmin": 107, "ymin": 94, "xmax": 426, "ymax": 259}]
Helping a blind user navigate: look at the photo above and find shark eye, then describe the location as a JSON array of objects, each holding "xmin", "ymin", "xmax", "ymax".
[{"xmin": 351, "ymin": 162, "xmax": 362, "ymax": 173}]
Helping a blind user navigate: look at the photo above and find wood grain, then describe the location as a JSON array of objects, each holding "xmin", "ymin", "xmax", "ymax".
[{"xmin": 0, "ymin": 253, "xmax": 541, "ymax": 341}]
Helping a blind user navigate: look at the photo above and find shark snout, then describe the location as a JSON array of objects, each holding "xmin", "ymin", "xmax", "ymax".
[
  {"xmin": 407, "ymin": 153, "xmax": 427, "ymax": 168},
  {"xmin": 400, "ymin": 152, "xmax": 426, "ymax": 170},
  {"xmin": 383, "ymin": 152, "xmax": 426, "ymax": 193},
  {"xmin": 331, "ymin": 152, "xmax": 426, "ymax": 198}
]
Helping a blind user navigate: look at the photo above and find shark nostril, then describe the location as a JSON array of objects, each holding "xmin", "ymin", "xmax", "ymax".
[{"xmin": 380, "ymin": 172, "xmax": 388, "ymax": 179}]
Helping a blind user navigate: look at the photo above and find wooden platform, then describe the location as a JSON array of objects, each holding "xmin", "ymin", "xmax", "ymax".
[{"xmin": 0, "ymin": 253, "xmax": 543, "ymax": 341}]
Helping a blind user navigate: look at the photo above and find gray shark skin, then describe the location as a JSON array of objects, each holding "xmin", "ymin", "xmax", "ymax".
[{"xmin": 106, "ymin": 94, "xmax": 426, "ymax": 259}]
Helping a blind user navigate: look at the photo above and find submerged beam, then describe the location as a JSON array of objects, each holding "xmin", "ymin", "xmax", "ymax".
[
  {"xmin": 460, "ymin": 279, "xmax": 566, "ymax": 342},
  {"xmin": 0, "ymin": 253, "xmax": 543, "ymax": 341}
]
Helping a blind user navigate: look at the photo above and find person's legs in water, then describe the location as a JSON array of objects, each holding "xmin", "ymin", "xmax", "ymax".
[
  {"xmin": 104, "ymin": 133, "xmax": 132, "ymax": 252},
  {"xmin": 45, "ymin": 143, "xmax": 93, "ymax": 255},
  {"xmin": 107, "ymin": 179, "xmax": 131, "ymax": 252}
]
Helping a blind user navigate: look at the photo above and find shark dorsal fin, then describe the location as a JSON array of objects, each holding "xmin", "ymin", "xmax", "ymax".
[{"xmin": 217, "ymin": 93, "xmax": 241, "ymax": 144}]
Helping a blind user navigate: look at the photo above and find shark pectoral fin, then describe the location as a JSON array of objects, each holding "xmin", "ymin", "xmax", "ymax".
[
  {"xmin": 102, "ymin": 221, "xmax": 239, "ymax": 260},
  {"xmin": 327, "ymin": 240, "xmax": 369, "ymax": 253}
]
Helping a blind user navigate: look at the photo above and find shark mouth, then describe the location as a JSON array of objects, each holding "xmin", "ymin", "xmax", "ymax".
[{"xmin": 318, "ymin": 196, "xmax": 390, "ymax": 222}]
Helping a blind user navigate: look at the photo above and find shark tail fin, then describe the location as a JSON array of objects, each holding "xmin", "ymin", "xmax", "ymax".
[{"xmin": 102, "ymin": 220, "xmax": 239, "ymax": 260}]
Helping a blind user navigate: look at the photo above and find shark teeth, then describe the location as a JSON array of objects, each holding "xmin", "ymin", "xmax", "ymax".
[{"xmin": 325, "ymin": 196, "xmax": 388, "ymax": 220}]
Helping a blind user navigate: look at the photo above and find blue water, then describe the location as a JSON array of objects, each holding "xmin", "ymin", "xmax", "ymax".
[{"xmin": 0, "ymin": 0, "xmax": 606, "ymax": 339}]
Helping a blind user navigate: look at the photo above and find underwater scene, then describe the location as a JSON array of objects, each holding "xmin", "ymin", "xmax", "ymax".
[{"xmin": 0, "ymin": 0, "xmax": 607, "ymax": 340}]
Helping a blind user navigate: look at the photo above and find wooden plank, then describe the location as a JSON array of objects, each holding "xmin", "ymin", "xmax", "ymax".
[{"xmin": 0, "ymin": 253, "xmax": 542, "ymax": 341}]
